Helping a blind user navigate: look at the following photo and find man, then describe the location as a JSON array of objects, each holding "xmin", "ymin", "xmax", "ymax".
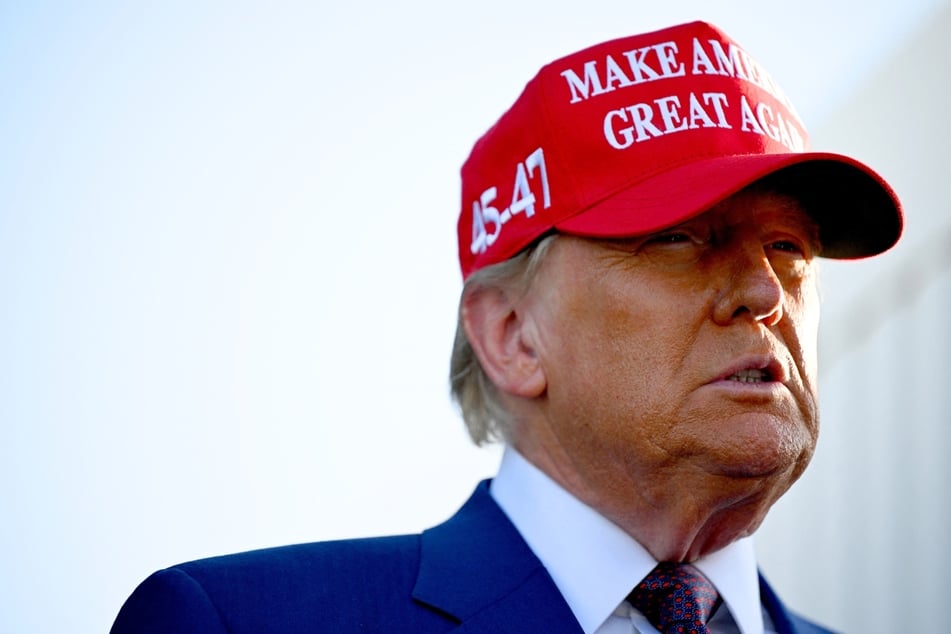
[{"xmin": 112, "ymin": 21, "xmax": 902, "ymax": 633}]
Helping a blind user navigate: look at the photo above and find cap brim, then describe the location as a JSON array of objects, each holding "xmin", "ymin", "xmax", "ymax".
[{"xmin": 555, "ymin": 153, "xmax": 903, "ymax": 259}]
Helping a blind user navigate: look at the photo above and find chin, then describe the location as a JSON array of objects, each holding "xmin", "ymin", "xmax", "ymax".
[
  {"xmin": 700, "ymin": 443, "xmax": 812, "ymax": 485},
  {"xmin": 716, "ymin": 457, "xmax": 795, "ymax": 480},
  {"xmin": 711, "ymin": 412, "xmax": 816, "ymax": 479}
]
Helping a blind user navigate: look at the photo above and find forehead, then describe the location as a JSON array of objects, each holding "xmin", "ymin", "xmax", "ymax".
[
  {"xmin": 519, "ymin": 188, "xmax": 819, "ymax": 284},
  {"xmin": 694, "ymin": 188, "xmax": 816, "ymax": 234}
]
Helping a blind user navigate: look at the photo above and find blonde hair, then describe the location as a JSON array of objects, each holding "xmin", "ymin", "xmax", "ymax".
[{"xmin": 449, "ymin": 235, "xmax": 558, "ymax": 445}]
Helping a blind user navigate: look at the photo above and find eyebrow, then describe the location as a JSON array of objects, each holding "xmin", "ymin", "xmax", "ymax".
[{"xmin": 766, "ymin": 195, "xmax": 822, "ymax": 249}]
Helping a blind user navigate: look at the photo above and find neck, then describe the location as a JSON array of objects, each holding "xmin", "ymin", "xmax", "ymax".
[{"xmin": 514, "ymin": 435, "xmax": 796, "ymax": 562}]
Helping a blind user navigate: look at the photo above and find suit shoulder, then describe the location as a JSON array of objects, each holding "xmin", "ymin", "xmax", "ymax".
[
  {"xmin": 181, "ymin": 534, "xmax": 423, "ymax": 578},
  {"xmin": 111, "ymin": 566, "xmax": 228, "ymax": 633},
  {"xmin": 113, "ymin": 534, "xmax": 438, "ymax": 633},
  {"xmin": 179, "ymin": 534, "xmax": 425, "ymax": 602}
]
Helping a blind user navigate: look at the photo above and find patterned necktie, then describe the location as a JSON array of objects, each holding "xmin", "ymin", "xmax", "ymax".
[{"xmin": 627, "ymin": 562, "xmax": 720, "ymax": 634}]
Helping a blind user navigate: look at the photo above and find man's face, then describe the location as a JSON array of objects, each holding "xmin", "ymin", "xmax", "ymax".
[{"xmin": 515, "ymin": 189, "xmax": 821, "ymax": 518}]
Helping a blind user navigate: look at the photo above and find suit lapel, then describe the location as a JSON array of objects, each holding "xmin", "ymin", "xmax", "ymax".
[
  {"xmin": 761, "ymin": 572, "xmax": 798, "ymax": 634},
  {"xmin": 415, "ymin": 481, "xmax": 835, "ymax": 634},
  {"xmin": 414, "ymin": 480, "xmax": 583, "ymax": 633}
]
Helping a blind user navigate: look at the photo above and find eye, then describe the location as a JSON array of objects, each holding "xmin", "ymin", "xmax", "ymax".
[
  {"xmin": 767, "ymin": 235, "xmax": 817, "ymax": 260},
  {"xmin": 646, "ymin": 232, "xmax": 692, "ymax": 244},
  {"xmin": 597, "ymin": 224, "xmax": 710, "ymax": 264},
  {"xmin": 632, "ymin": 228, "xmax": 710, "ymax": 268},
  {"xmin": 770, "ymin": 240, "xmax": 803, "ymax": 254}
]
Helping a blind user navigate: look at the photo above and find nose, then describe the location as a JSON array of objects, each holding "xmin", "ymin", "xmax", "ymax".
[{"xmin": 712, "ymin": 243, "xmax": 785, "ymax": 327}]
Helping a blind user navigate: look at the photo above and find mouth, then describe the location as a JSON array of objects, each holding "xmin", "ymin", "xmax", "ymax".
[
  {"xmin": 714, "ymin": 356, "xmax": 787, "ymax": 386},
  {"xmin": 726, "ymin": 368, "xmax": 773, "ymax": 383}
]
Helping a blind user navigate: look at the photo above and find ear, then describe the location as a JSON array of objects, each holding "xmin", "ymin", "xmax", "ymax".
[{"xmin": 461, "ymin": 284, "xmax": 547, "ymax": 399}]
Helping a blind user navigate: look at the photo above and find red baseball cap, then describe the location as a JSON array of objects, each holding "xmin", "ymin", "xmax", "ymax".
[{"xmin": 457, "ymin": 21, "xmax": 903, "ymax": 279}]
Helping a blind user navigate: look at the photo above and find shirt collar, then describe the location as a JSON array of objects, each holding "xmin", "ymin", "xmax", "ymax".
[{"xmin": 489, "ymin": 447, "xmax": 766, "ymax": 634}]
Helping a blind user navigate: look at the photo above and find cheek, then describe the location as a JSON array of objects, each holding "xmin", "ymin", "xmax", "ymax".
[
  {"xmin": 555, "ymin": 288, "xmax": 679, "ymax": 368},
  {"xmin": 541, "ymin": 284, "xmax": 699, "ymax": 418},
  {"xmin": 777, "ymin": 280, "xmax": 821, "ymax": 446}
]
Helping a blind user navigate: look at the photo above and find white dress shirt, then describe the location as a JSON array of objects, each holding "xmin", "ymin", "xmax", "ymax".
[{"xmin": 489, "ymin": 448, "xmax": 776, "ymax": 634}]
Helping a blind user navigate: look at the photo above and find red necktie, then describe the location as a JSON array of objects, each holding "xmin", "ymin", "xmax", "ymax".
[{"xmin": 627, "ymin": 562, "xmax": 720, "ymax": 634}]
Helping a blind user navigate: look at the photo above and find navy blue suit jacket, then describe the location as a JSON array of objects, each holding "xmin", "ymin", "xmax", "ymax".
[{"xmin": 112, "ymin": 481, "xmax": 834, "ymax": 633}]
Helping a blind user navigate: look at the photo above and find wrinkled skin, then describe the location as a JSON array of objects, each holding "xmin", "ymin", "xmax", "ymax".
[{"xmin": 471, "ymin": 189, "xmax": 821, "ymax": 562}]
